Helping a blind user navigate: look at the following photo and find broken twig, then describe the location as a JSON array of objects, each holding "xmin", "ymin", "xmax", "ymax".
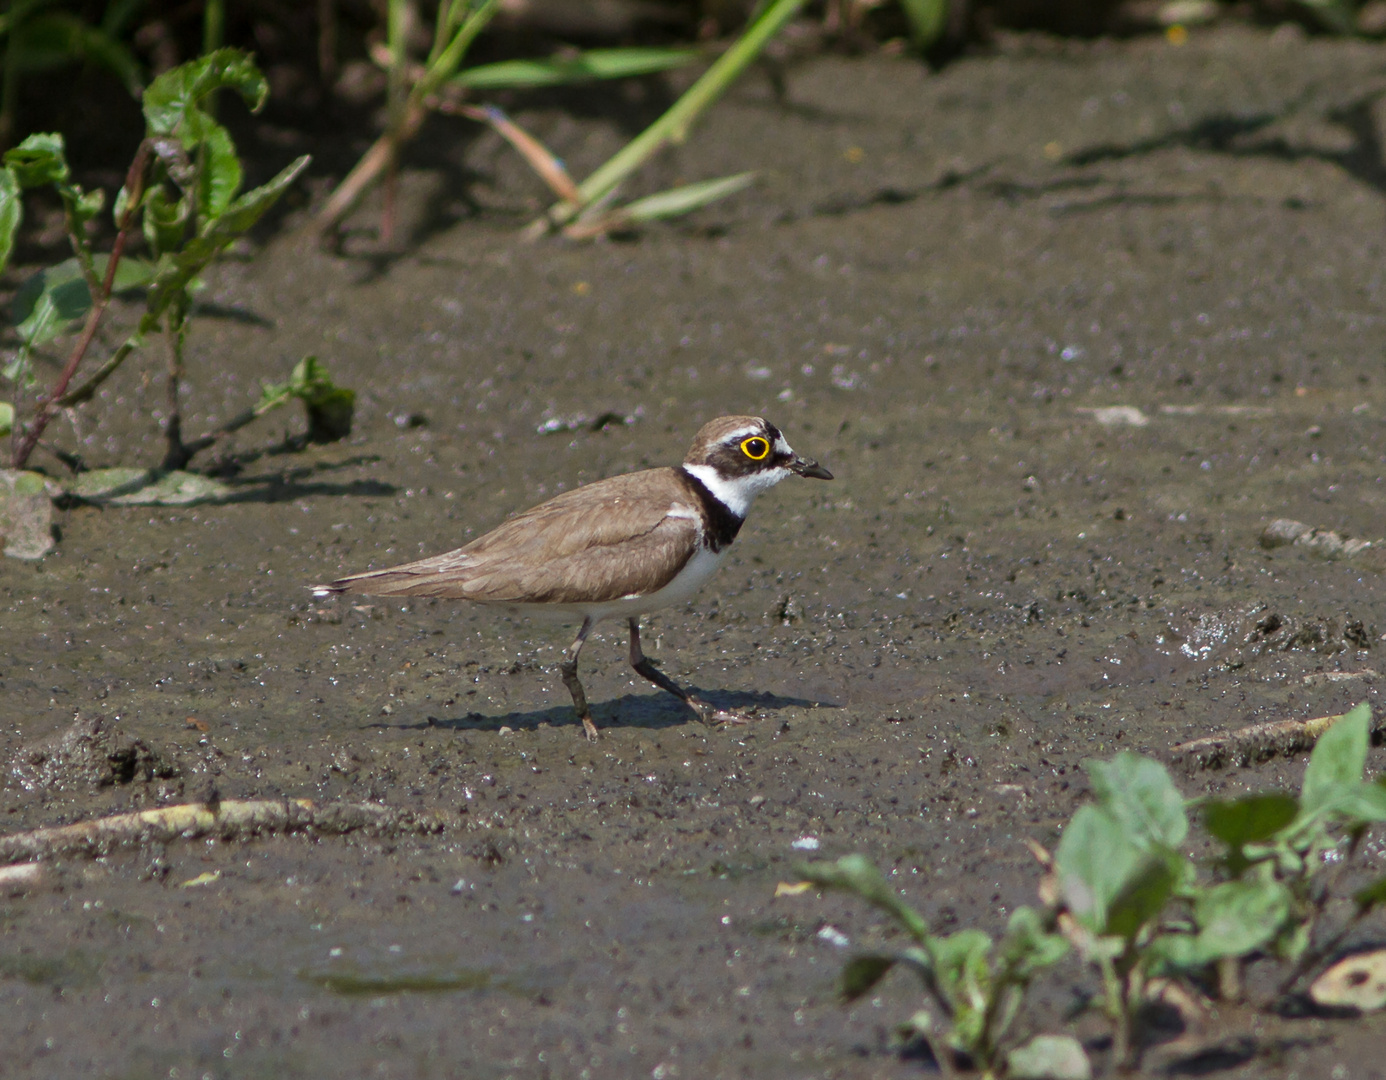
[
  {"xmin": 1169, "ymin": 710, "xmax": 1385, "ymax": 771},
  {"xmin": 0, "ymin": 798, "xmax": 443, "ymax": 864}
]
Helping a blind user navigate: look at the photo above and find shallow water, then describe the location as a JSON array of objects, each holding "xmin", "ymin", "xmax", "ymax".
[{"xmin": 4, "ymin": 23, "xmax": 1386, "ymax": 1077}]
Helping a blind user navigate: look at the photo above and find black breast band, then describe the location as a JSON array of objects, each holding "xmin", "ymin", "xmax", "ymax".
[{"xmin": 677, "ymin": 468, "xmax": 744, "ymax": 552}]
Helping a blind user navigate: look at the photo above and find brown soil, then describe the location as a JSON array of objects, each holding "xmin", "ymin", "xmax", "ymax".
[{"xmin": 4, "ymin": 22, "xmax": 1386, "ymax": 1078}]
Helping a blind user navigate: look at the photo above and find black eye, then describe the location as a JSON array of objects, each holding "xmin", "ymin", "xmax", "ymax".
[{"xmin": 741, "ymin": 437, "xmax": 770, "ymax": 460}]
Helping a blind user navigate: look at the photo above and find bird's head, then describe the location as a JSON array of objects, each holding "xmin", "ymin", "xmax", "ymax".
[{"xmin": 682, "ymin": 415, "xmax": 832, "ymax": 516}]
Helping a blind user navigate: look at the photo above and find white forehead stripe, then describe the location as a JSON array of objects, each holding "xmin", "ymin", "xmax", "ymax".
[
  {"xmin": 721, "ymin": 424, "xmax": 764, "ymax": 445},
  {"xmin": 773, "ymin": 434, "xmax": 792, "ymax": 456}
]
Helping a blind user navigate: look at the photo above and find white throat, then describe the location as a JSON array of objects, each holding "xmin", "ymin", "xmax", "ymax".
[{"xmin": 682, "ymin": 462, "xmax": 787, "ymax": 518}]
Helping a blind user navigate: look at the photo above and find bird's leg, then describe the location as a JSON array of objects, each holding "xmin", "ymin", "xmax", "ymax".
[
  {"xmin": 627, "ymin": 618, "xmax": 754, "ymax": 726},
  {"xmin": 560, "ymin": 617, "xmax": 600, "ymax": 741}
]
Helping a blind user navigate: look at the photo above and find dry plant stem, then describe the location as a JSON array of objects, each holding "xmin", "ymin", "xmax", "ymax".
[
  {"xmin": 11, "ymin": 141, "xmax": 151, "ymax": 469},
  {"xmin": 311, "ymin": 100, "xmax": 426, "ymax": 238},
  {"xmin": 1168, "ymin": 710, "xmax": 1373, "ymax": 770},
  {"xmin": 0, "ymin": 862, "xmax": 42, "ymax": 892},
  {"xmin": 0, "ymin": 798, "xmax": 444, "ymax": 864},
  {"xmin": 311, "ymin": 0, "xmax": 499, "ymax": 238},
  {"xmin": 440, "ymin": 101, "xmax": 579, "ymax": 202}
]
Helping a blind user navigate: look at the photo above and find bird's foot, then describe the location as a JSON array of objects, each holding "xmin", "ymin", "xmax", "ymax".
[{"xmin": 581, "ymin": 715, "xmax": 600, "ymax": 742}]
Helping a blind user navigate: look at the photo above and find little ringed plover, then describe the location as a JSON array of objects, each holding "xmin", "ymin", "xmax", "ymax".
[{"xmin": 312, "ymin": 415, "xmax": 832, "ymax": 739}]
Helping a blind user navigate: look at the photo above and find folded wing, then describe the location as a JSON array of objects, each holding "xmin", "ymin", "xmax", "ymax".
[{"xmin": 313, "ymin": 467, "xmax": 701, "ymax": 604}]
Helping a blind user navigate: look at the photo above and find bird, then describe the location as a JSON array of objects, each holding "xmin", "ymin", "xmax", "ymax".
[{"xmin": 311, "ymin": 415, "xmax": 832, "ymax": 739}]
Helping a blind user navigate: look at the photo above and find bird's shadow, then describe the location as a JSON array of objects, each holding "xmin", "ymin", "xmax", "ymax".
[{"xmin": 381, "ymin": 688, "xmax": 837, "ymax": 736}]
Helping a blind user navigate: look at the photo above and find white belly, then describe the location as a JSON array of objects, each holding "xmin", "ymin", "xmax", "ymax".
[{"xmin": 496, "ymin": 545, "xmax": 728, "ymax": 625}]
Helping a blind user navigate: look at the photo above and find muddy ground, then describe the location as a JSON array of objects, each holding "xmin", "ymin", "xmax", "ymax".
[{"xmin": 5, "ymin": 21, "xmax": 1386, "ymax": 1079}]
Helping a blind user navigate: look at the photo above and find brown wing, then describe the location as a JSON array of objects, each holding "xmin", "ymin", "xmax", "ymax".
[{"xmin": 316, "ymin": 467, "xmax": 701, "ymax": 604}]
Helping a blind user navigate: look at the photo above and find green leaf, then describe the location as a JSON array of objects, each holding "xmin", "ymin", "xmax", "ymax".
[
  {"xmin": 899, "ymin": 0, "xmax": 950, "ymax": 48},
  {"xmin": 0, "ymin": 468, "xmax": 56, "ymax": 560},
  {"xmin": 142, "ymin": 185, "xmax": 191, "ymax": 257},
  {"xmin": 2, "ymin": 353, "xmax": 34, "ymax": 388},
  {"xmin": 840, "ymin": 954, "xmax": 895, "ymax": 1001},
  {"xmin": 1055, "ymin": 804, "xmax": 1144, "ymax": 934},
  {"xmin": 10, "ymin": 254, "xmax": 155, "ymax": 354},
  {"xmin": 1001, "ymin": 906, "xmax": 1069, "ymax": 979},
  {"xmin": 11, "ymin": 258, "xmax": 92, "ymax": 347},
  {"xmin": 141, "ymin": 152, "xmax": 304, "ymax": 320},
  {"xmin": 928, "ymin": 928, "xmax": 992, "ymax": 1052},
  {"xmin": 72, "ymin": 187, "xmax": 105, "ymax": 231},
  {"xmin": 109, "ymin": 256, "xmax": 156, "ymax": 292},
  {"xmin": 196, "ymin": 120, "xmax": 242, "ymax": 221},
  {"xmin": 454, "ymin": 47, "xmax": 700, "ymax": 90},
  {"xmin": 0, "ymin": 167, "xmax": 20, "ymax": 275},
  {"xmin": 1085, "ymin": 752, "xmax": 1188, "ymax": 849},
  {"xmin": 1204, "ymin": 793, "xmax": 1299, "ymax": 849},
  {"xmin": 201, "ymin": 153, "xmax": 310, "ymax": 239},
  {"xmin": 620, "ymin": 172, "xmax": 757, "ymax": 223},
  {"xmin": 0, "ymin": 402, "xmax": 13, "ymax": 436},
  {"xmin": 4, "ymin": 132, "xmax": 70, "ymax": 188},
  {"xmin": 279, "ymin": 355, "xmax": 355, "ymax": 443},
  {"xmin": 1104, "ymin": 851, "xmax": 1180, "ymax": 941},
  {"xmin": 1191, "ymin": 879, "xmax": 1289, "ymax": 960},
  {"xmin": 67, "ymin": 468, "xmax": 233, "ymax": 506},
  {"xmin": 142, "ymin": 48, "xmax": 267, "ymax": 141},
  {"xmin": 1337, "ymin": 781, "xmax": 1386, "ymax": 824},
  {"xmin": 796, "ymin": 854, "xmax": 931, "ymax": 942},
  {"xmin": 1300, "ymin": 702, "xmax": 1371, "ymax": 817}
]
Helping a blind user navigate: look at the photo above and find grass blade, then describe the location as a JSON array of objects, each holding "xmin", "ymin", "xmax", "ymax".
[
  {"xmin": 454, "ymin": 47, "xmax": 699, "ymax": 91},
  {"xmin": 530, "ymin": 0, "xmax": 805, "ymax": 235},
  {"xmin": 564, "ymin": 172, "xmax": 755, "ymax": 239}
]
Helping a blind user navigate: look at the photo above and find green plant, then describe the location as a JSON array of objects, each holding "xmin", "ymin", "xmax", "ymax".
[
  {"xmin": 1193, "ymin": 702, "xmax": 1386, "ymax": 996},
  {"xmin": 312, "ymin": 0, "xmax": 717, "ymax": 241},
  {"xmin": 1049, "ymin": 706, "xmax": 1386, "ymax": 1066},
  {"xmin": 0, "ymin": 48, "xmax": 335, "ymax": 472},
  {"xmin": 313, "ymin": 0, "xmax": 504, "ymax": 238},
  {"xmin": 798, "ymin": 854, "xmax": 1071, "ymax": 1078},
  {"xmin": 525, "ymin": 0, "xmax": 807, "ymax": 240},
  {"xmin": 802, "ymin": 704, "xmax": 1386, "ymax": 1074}
]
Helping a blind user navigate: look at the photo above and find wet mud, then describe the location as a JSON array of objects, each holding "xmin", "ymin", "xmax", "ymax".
[{"xmin": 5, "ymin": 23, "xmax": 1386, "ymax": 1078}]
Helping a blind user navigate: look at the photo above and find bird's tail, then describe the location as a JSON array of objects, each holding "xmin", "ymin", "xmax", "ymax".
[
  {"xmin": 310, "ymin": 550, "xmax": 475, "ymax": 599},
  {"xmin": 310, "ymin": 567, "xmax": 429, "ymax": 598}
]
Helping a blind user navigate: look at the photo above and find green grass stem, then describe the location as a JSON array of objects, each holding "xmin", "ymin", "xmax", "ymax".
[
  {"xmin": 529, "ymin": 0, "xmax": 805, "ymax": 234},
  {"xmin": 202, "ymin": 0, "xmax": 225, "ymax": 55}
]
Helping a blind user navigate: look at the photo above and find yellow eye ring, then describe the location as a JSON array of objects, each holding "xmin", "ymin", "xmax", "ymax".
[{"xmin": 741, "ymin": 436, "xmax": 770, "ymax": 461}]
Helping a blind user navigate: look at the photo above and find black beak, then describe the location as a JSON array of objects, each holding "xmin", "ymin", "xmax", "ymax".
[{"xmin": 789, "ymin": 456, "xmax": 833, "ymax": 480}]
